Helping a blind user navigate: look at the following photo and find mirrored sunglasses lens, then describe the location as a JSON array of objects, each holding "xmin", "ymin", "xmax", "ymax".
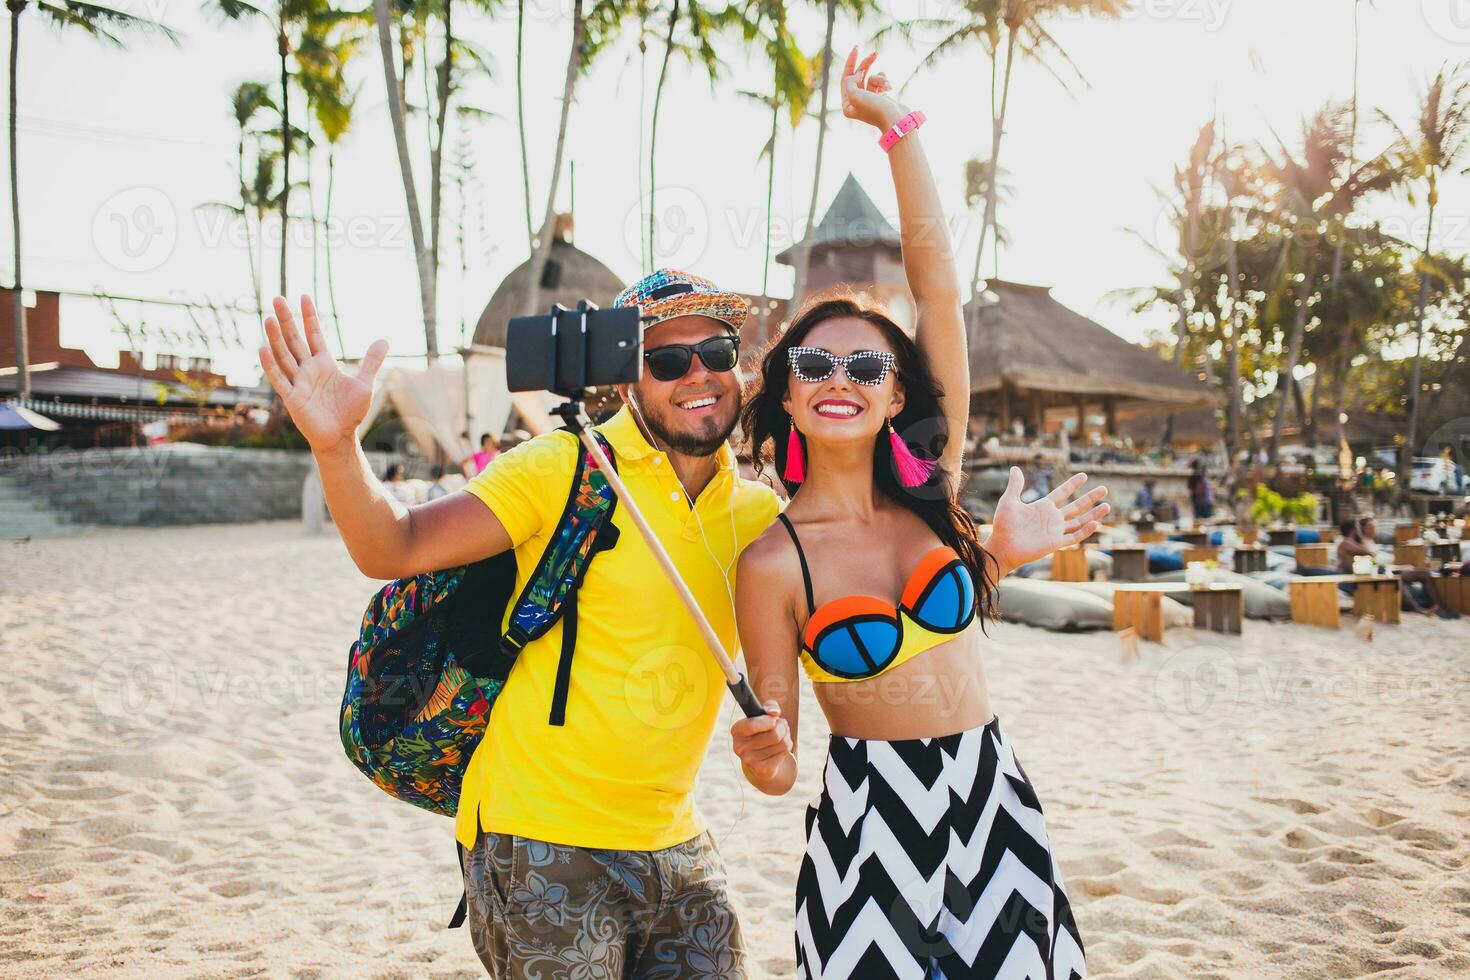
[{"xmin": 699, "ymin": 338, "xmax": 739, "ymax": 372}]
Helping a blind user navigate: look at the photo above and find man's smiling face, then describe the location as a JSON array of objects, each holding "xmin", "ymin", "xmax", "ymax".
[{"xmin": 624, "ymin": 314, "xmax": 741, "ymax": 458}]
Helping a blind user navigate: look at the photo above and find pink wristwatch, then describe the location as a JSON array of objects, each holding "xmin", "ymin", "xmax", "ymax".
[{"xmin": 879, "ymin": 110, "xmax": 926, "ymax": 151}]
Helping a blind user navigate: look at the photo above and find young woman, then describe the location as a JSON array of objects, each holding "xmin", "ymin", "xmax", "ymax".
[{"xmin": 729, "ymin": 45, "xmax": 1108, "ymax": 980}]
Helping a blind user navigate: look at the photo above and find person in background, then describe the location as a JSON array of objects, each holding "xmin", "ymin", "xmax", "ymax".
[
  {"xmin": 1187, "ymin": 458, "xmax": 1215, "ymax": 520},
  {"xmin": 425, "ymin": 464, "xmax": 452, "ymax": 501},
  {"xmin": 1027, "ymin": 453, "xmax": 1053, "ymax": 501},
  {"xmin": 382, "ymin": 463, "xmax": 415, "ymax": 504},
  {"xmin": 1338, "ymin": 515, "xmax": 1459, "ymax": 619},
  {"xmin": 1134, "ymin": 478, "xmax": 1158, "ymax": 512},
  {"xmin": 464, "ymin": 432, "xmax": 500, "ymax": 477}
]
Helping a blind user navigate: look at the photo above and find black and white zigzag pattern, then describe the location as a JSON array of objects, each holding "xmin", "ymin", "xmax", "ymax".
[{"xmin": 794, "ymin": 719, "xmax": 1086, "ymax": 980}]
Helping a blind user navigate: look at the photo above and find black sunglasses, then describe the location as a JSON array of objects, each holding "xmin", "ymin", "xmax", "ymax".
[{"xmin": 643, "ymin": 335, "xmax": 740, "ymax": 382}]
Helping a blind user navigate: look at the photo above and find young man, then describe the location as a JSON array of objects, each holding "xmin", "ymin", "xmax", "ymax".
[
  {"xmin": 258, "ymin": 266, "xmax": 1096, "ymax": 974},
  {"xmin": 258, "ymin": 269, "xmax": 780, "ymax": 976}
]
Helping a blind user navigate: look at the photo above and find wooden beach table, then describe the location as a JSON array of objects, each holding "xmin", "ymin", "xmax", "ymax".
[
  {"xmin": 1112, "ymin": 582, "xmax": 1245, "ymax": 643},
  {"xmin": 1394, "ymin": 523, "xmax": 1422, "ymax": 546},
  {"xmin": 1183, "ymin": 545, "xmax": 1220, "ymax": 565},
  {"xmin": 1436, "ymin": 571, "xmax": 1470, "ymax": 615},
  {"xmin": 1267, "ymin": 528, "xmax": 1298, "ymax": 548},
  {"xmin": 1288, "ymin": 574, "xmax": 1400, "ymax": 630},
  {"xmin": 1239, "ymin": 528, "xmax": 1261, "ymax": 545},
  {"xmin": 1137, "ymin": 530, "xmax": 1167, "ymax": 544},
  {"xmin": 1049, "ymin": 545, "xmax": 1090, "ymax": 582},
  {"xmin": 1295, "ymin": 543, "xmax": 1333, "ymax": 571},
  {"xmin": 1394, "ymin": 541, "xmax": 1427, "ymax": 567},
  {"xmin": 1233, "ymin": 546, "xmax": 1269, "ymax": 574},
  {"xmin": 1175, "ymin": 530, "xmax": 1210, "ymax": 547},
  {"xmin": 1428, "ymin": 541, "xmax": 1464, "ymax": 567},
  {"xmin": 1109, "ymin": 545, "xmax": 1149, "ymax": 582}
]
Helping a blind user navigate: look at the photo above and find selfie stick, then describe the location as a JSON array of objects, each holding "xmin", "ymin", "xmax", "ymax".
[{"xmin": 550, "ymin": 395, "xmax": 767, "ymax": 721}]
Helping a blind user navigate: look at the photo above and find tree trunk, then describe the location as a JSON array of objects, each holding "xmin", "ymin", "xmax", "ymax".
[
  {"xmin": 1268, "ymin": 255, "xmax": 1317, "ymax": 466},
  {"xmin": 970, "ymin": 28, "xmax": 1017, "ymax": 302},
  {"xmin": 1403, "ymin": 198, "xmax": 1436, "ymax": 486},
  {"xmin": 788, "ymin": 0, "xmax": 836, "ymax": 310},
  {"xmin": 647, "ymin": 0, "xmax": 679, "ymax": 266},
  {"xmin": 430, "ymin": 0, "xmax": 452, "ymax": 279},
  {"xmin": 1333, "ymin": 341, "xmax": 1351, "ymax": 479},
  {"xmin": 373, "ymin": 0, "xmax": 439, "ymax": 360},
  {"xmin": 278, "ymin": 34, "xmax": 291, "ymax": 297},
  {"xmin": 520, "ymin": 0, "xmax": 585, "ymax": 320},
  {"xmin": 239, "ymin": 131, "xmax": 262, "ymax": 325},
  {"xmin": 516, "ymin": 0, "xmax": 533, "ymax": 250},
  {"xmin": 9, "ymin": 2, "xmax": 28, "ymax": 399},
  {"xmin": 756, "ymin": 94, "xmax": 778, "ymax": 348},
  {"xmin": 1224, "ymin": 238, "xmax": 1244, "ymax": 459},
  {"xmin": 324, "ymin": 145, "xmax": 345, "ymax": 355}
]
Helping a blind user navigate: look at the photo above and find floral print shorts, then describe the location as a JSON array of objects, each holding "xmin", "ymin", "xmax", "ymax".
[{"xmin": 459, "ymin": 828, "xmax": 747, "ymax": 978}]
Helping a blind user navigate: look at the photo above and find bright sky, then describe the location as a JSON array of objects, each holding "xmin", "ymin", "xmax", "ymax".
[{"xmin": 9, "ymin": 0, "xmax": 1470, "ymax": 385}]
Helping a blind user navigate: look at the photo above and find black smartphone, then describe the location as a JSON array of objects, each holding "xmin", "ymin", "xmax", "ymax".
[{"xmin": 504, "ymin": 302, "xmax": 643, "ymax": 397}]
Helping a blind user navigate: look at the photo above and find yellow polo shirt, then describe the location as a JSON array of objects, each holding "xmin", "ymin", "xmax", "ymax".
[{"xmin": 454, "ymin": 406, "xmax": 781, "ymax": 851}]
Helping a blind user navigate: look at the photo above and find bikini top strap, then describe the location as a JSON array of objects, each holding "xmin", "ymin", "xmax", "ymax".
[{"xmin": 775, "ymin": 512, "xmax": 816, "ymax": 616}]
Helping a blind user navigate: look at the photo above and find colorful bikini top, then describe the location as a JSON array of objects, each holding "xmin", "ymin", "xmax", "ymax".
[{"xmin": 775, "ymin": 513, "xmax": 977, "ymax": 684}]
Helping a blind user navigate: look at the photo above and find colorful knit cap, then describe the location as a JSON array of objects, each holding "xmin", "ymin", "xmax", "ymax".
[{"xmin": 613, "ymin": 268, "xmax": 750, "ymax": 333}]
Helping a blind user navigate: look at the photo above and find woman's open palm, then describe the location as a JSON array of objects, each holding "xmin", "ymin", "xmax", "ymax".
[
  {"xmin": 257, "ymin": 295, "xmax": 388, "ymax": 454},
  {"xmin": 991, "ymin": 467, "xmax": 1111, "ymax": 569}
]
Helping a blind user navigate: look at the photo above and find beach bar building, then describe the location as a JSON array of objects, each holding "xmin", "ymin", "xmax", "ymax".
[{"xmin": 964, "ymin": 280, "xmax": 1223, "ymax": 441}]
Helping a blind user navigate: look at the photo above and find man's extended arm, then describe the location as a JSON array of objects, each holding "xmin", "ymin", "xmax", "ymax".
[{"xmin": 258, "ymin": 295, "xmax": 512, "ymax": 580}]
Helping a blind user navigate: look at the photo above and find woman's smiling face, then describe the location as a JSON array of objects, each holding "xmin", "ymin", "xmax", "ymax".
[{"xmin": 782, "ymin": 316, "xmax": 904, "ymax": 446}]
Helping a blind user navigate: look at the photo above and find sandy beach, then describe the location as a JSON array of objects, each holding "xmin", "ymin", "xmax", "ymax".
[{"xmin": 3, "ymin": 519, "xmax": 1469, "ymax": 978}]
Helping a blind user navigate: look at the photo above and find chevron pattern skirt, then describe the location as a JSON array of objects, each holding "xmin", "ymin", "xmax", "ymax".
[{"xmin": 794, "ymin": 716, "xmax": 1086, "ymax": 979}]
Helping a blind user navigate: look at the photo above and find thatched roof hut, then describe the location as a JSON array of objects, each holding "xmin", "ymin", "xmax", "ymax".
[
  {"xmin": 966, "ymin": 280, "xmax": 1222, "ymax": 438},
  {"xmin": 472, "ymin": 213, "xmax": 625, "ymax": 349}
]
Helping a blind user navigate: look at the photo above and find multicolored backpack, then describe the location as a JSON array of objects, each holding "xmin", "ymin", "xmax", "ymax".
[{"xmin": 338, "ymin": 431, "xmax": 619, "ymax": 817}]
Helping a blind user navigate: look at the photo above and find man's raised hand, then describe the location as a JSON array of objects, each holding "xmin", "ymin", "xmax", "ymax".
[{"xmin": 257, "ymin": 295, "xmax": 388, "ymax": 456}]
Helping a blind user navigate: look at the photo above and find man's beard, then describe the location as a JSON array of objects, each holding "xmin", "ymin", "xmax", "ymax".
[{"xmin": 639, "ymin": 399, "xmax": 739, "ymax": 457}]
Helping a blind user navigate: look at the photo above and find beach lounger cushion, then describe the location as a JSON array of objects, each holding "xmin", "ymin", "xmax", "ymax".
[
  {"xmin": 1152, "ymin": 568, "xmax": 1293, "ymax": 620},
  {"xmin": 995, "ymin": 578, "xmax": 1116, "ymax": 631}
]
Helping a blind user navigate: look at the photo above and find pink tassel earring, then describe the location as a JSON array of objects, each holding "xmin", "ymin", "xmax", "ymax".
[
  {"xmin": 783, "ymin": 418, "xmax": 806, "ymax": 483},
  {"xmin": 888, "ymin": 417, "xmax": 935, "ymax": 488}
]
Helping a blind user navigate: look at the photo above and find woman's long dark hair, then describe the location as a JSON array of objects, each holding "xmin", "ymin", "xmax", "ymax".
[{"xmin": 740, "ymin": 286, "xmax": 997, "ymax": 623}]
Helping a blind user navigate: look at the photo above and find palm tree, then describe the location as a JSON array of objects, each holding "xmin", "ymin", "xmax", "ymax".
[
  {"xmin": 738, "ymin": 0, "xmax": 809, "ymax": 344},
  {"xmin": 296, "ymin": 21, "xmax": 360, "ymax": 354},
  {"xmin": 210, "ymin": 0, "xmax": 328, "ymax": 298},
  {"xmin": 519, "ymin": 0, "xmax": 632, "ymax": 320},
  {"xmin": 883, "ymin": 0, "xmax": 1126, "ymax": 302},
  {"xmin": 1379, "ymin": 63, "xmax": 1470, "ymax": 488},
  {"xmin": 230, "ymin": 81, "xmax": 276, "ymax": 322},
  {"xmin": 371, "ymin": 0, "xmax": 439, "ymax": 359},
  {"xmin": 786, "ymin": 0, "xmax": 837, "ymax": 309},
  {"xmin": 962, "ymin": 152, "xmax": 1014, "ymax": 277},
  {"xmin": 1258, "ymin": 104, "xmax": 1398, "ymax": 466},
  {"xmin": 645, "ymin": 0, "xmax": 728, "ymax": 267},
  {"xmin": 6, "ymin": 0, "xmax": 177, "ymax": 399}
]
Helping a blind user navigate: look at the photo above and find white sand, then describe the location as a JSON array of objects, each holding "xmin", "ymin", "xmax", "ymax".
[{"xmin": 2, "ymin": 520, "xmax": 1468, "ymax": 978}]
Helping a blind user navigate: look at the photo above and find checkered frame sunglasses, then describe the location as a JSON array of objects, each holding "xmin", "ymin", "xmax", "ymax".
[{"xmin": 787, "ymin": 346, "xmax": 897, "ymax": 386}]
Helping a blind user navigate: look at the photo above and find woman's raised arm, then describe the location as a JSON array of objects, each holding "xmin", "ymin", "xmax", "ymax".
[{"xmin": 839, "ymin": 45, "xmax": 970, "ymax": 482}]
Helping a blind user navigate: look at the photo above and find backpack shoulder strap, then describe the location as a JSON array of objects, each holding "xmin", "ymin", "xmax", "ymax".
[{"xmin": 497, "ymin": 429, "xmax": 620, "ymax": 725}]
